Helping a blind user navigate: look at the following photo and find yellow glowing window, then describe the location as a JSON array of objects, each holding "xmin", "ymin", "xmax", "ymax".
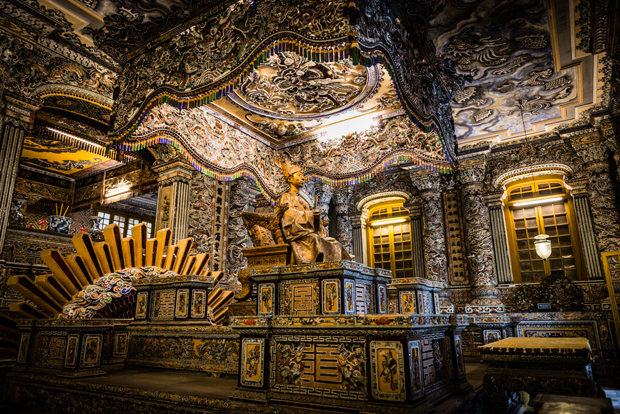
[
  {"xmin": 368, "ymin": 206, "xmax": 414, "ymax": 278},
  {"xmin": 505, "ymin": 178, "xmax": 583, "ymax": 283}
]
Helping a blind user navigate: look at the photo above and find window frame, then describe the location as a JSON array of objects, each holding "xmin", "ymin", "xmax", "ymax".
[
  {"xmin": 94, "ymin": 206, "xmax": 155, "ymax": 238},
  {"xmin": 366, "ymin": 203, "xmax": 415, "ymax": 278},
  {"xmin": 504, "ymin": 176, "xmax": 585, "ymax": 283}
]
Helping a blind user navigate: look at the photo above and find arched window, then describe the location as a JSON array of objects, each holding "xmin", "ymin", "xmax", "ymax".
[
  {"xmin": 368, "ymin": 205, "xmax": 414, "ymax": 278},
  {"xmin": 505, "ymin": 176, "xmax": 584, "ymax": 283}
]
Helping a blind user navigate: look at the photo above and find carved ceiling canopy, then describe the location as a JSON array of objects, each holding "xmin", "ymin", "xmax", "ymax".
[{"xmin": 1, "ymin": 0, "xmax": 615, "ymax": 190}]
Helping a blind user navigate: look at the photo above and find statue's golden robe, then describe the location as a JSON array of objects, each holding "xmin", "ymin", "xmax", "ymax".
[{"xmin": 278, "ymin": 191, "xmax": 352, "ymax": 264}]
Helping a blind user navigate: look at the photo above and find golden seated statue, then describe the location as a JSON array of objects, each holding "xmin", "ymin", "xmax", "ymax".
[{"xmin": 236, "ymin": 162, "xmax": 351, "ymax": 302}]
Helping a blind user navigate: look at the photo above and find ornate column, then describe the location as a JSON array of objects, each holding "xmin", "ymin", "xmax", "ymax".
[
  {"xmin": 485, "ymin": 190, "xmax": 513, "ymax": 284},
  {"xmin": 334, "ymin": 187, "xmax": 353, "ymax": 255},
  {"xmin": 410, "ymin": 169, "xmax": 453, "ymax": 311},
  {"xmin": 564, "ymin": 178, "xmax": 604, "ymax": 280},
  {"xmin": 152, "ymin": 148, "xmax": 194, "ymax": 244},
  {"xmin": 572, "ymin": 134, "xmax": 620, "ymax": 253},
  {"xmin": 409, "ymin": 169, "xmax": 448, "ymax": 282},
  {"xmin": 0, "ymin": 95, "xmax": 38, "ymax": 250},
  {"xmin": 314, "ymin": 183, "xmax": 333, "ymax": 231},
  {"xmin": 226, "ymin": 177, "xmax": 252, "ymax": 283},
  {"xmin": 459, "ymin": 157, "xmax": 504, "ymax": 313}
]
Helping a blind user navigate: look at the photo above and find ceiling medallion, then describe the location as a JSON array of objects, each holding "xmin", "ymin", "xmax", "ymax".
[{"xmin": 229, "ymin": 52, "xmax": 379, "ymax": 121}]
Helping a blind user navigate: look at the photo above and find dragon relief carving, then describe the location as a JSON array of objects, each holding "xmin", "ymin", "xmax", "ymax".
[
  {"xmin": 112, "ymin": 0, "xmax": 350, "ymax": 128},
  {"xmin": 237, "ymin": 52, "xmax": 367, "ymax": 115}
]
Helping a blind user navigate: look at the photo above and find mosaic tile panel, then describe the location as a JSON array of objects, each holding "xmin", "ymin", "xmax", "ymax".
[
  {"xmin": 258, "ymin": 284, "xmax": 275, "ymax": 316},
  {"xmin": 408, "ymin": 340, "xmax": 423, "ymax": 400},
  {"xmin": 370, "ymin": 341, "xmax": 406, "ymax": 402},
  {"xmin": 400, "ymin": 291, "xmax": 416, "ymax": 314},
  {"xmin": 80, "ymin": 334, "xmax": 102, "ymax": 368},
  {"xmin": 241, "ymin": 338, "xmax": 265, "ymax": 387},
  {"xmin": 175, "ymin": 289, "xmax": 189, "ymax": 318},
  {"xmin": 64, "ymin": 334, "xmax": 79, "ymax": 368},
  {"xmin": 322, "ymin": 279, "xmax": 340, "ymax": 315}
]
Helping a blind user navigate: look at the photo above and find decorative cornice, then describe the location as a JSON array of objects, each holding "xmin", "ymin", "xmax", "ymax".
[
  {"xmin": 32, "ymin": 84, "xmax": 114, "ymax": 109},
  {"xmin": 564, "ymin": 178, "xmax": 589, "ymax": 197},
  {"xmin": 357, "ymin": 191, "xmax": 411, "ymax": 211},
  {"xmin": 493, "ymin": 163, "xmax": 574, "ymax": 188}
]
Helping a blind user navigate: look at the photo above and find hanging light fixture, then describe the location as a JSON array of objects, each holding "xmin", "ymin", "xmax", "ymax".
[{"xmin": 534, "ymin": 234, "xmax": 552, "ymax": 260}]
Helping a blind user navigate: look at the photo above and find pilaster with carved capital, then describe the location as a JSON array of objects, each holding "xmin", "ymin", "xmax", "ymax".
[
  {"xmin": 564, "ymin": 177, "xmax": 604, "ymax": 279},
  {"xmin": 334, "ymin": 187, "xmax": 353, "ymax": 255},
  {"xmin": 459, "ymin": 156, "xmax": 504, "ymax": 313},
  {"xmin": 0, "ymin": 95, "xmax": 39, "ymax": 250},
  {"xmin": 152, "ymin": 155, "xmax": 194, "ymax": 244},
  {"xmin": 572, "ymin": 134, "xmax": 620, "ymax": 252},
  {"xmin": 485, "ymin": 190, "xmax": 513, "ymax": 284}
]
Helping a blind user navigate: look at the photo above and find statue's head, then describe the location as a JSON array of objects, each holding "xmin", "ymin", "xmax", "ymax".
[{"xmin": 281, "ymin": 161, "xmax": 304, "ymax": 187}]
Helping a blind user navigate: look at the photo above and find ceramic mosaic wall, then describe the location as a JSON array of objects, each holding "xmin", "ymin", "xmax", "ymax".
[{"xmin": 131, "ymin": 106, "xmax": 446, "ymax": 199}]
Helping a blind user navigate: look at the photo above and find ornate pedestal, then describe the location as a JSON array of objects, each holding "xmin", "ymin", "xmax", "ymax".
[
  {"xmin": 15, "ymin": 319, "xmax": 130, "ymax": 378},
  {"xmin": 388, "ymin": 278, "xmax": 444, "ymax": 315},
  {"xmin": 230, "ymin": 262, "xmax": 472, "ymax": 412},
  {"xmin": 132, "ymin": 274, "xmax": 231, "ymax": 323},
  {"xmin": 250, "ymin": 260, "xmax": 390, "ymax": 316},
  {"xmin": 462, "ymin": 314, "xmax": 515, "ymax": 356},
  {"xmin": 126, "ymin": 273, "xmax": 239, "ymax": 375}
]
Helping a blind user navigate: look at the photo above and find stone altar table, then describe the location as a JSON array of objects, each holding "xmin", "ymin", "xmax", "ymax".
[
  {"xmin": 480, "ymin": 337, "xmax": 601, "ymax": 413},
  {"xmin": 250, "ymin": 260, "xmax": 390, "ymax": 316}
]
